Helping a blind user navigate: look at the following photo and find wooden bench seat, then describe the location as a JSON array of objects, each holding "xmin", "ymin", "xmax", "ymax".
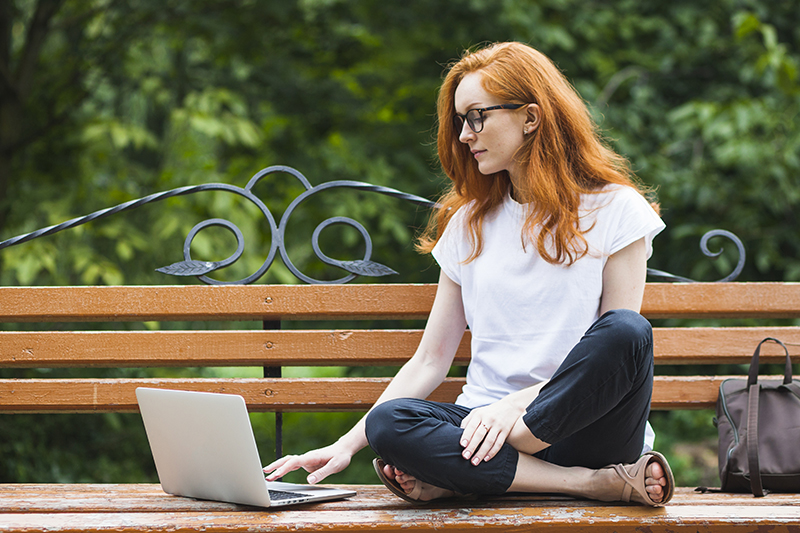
[
  {"xmin": 3, "ymin": 485, "xmax": 800, "ymax": 532},
  {"xmin": 1, "ymin": 281, "xmax": 800, "ymax": 531}
]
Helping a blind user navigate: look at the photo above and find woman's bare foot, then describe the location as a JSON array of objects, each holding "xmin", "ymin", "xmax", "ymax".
[{"xmin": 381, "ymin": 463, "xmax": 455, "ymax": 502}]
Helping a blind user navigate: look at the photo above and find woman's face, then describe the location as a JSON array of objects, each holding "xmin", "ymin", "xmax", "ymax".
[{"xmin": 453, "ymin": 72, "xmax": 530, "ymax": 180}]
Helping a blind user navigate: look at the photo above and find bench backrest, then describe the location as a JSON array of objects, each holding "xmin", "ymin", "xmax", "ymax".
[{"xmin": 1, "ymin": 282, "xmax": 798, "ymax": 414}]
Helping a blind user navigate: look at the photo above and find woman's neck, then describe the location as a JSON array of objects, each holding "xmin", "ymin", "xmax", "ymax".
[{"xmin": 507, "ymin": 168, "xmax": 527, "ymax": 203}]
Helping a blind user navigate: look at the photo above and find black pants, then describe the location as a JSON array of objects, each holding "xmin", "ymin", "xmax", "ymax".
[{"xmin": 365, "ymin": 309, "xmax": 654, "ymax": 495}]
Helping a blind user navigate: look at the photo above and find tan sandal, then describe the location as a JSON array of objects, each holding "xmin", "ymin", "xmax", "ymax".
[
  {"xmin": 373, "ymin": 458, "xmax": 475, "ymax": 504},
  {"xmin": 608, "ymin": 451, "xmax": 675, "ymax": 507},
  {"xmin": 373, "ymin": 458, "xmax": 425, "ymax": 504}
]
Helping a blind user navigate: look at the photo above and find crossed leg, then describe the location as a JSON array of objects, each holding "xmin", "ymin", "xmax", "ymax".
[
  {"xmin": 368, "ymin": 310, "xmax": 672, "ymax": 505},
  {"xmin": 380, "ymin": 452, "xmax": 669, "ymax": 504}
]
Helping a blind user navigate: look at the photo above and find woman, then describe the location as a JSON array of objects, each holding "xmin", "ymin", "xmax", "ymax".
[{"xmin": 264, "ymin": 42, "xmax": 673, "ymax": 506}]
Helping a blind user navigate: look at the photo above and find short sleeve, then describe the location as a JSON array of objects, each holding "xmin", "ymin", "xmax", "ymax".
[
  {"xmin": 431, "ymin": 207, "xmax": 469, "ymax": 286},
  {"xmin": 605, "ymin": 187, "xmax": 665, "ymax": 259}
]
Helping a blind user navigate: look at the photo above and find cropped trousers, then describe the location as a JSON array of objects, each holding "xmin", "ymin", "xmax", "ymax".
[{"xmin": 364, "ymin": 309, "xmax": 655, "ymax": 495}]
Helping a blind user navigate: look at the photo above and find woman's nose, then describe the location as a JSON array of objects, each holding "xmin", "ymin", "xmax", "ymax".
[{"xmin": 458, "ymin": 121, "xmax": 475, "ymax": 143}]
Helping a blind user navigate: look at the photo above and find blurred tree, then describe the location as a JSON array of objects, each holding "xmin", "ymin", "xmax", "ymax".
[{"xmin": 0, "ymin": 0, "xmax": 797, "ymax": 484}]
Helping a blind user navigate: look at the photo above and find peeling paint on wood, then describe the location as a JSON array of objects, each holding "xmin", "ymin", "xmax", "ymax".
[{"xmin": 2, "ymin": 486, "xmax": 800, "ymax": 532}]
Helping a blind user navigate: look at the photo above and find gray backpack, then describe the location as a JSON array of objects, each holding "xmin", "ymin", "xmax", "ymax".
[{"xmin": 716, "ymin": 338, "xmax": 800, "ymax": 496}]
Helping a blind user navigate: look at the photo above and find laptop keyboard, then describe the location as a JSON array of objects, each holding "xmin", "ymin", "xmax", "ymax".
[{"xmin": 268, "ymin": 489, "xmax": 309, "ymax": 501}]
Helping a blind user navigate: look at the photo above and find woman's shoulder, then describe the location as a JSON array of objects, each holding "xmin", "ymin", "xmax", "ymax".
[
  {"xmin": 582, "ymin": 183, "xmax": 650, "ymax": 211},
  {"xmin": 446, "ymin": 197, "xmax": 486, "ymax": 227}
]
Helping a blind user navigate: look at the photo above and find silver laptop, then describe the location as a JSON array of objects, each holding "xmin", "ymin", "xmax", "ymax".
[{"xmin": 135, "ymin": 387, "xmax": 356, "ymax": 507}]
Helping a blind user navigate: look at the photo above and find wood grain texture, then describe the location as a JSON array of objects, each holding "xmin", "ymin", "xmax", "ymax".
[
  {"xmin": 641, "ymin": 282, "xmax": 800, "ymax": 319},
  {"xmin": 0, "ymin": 330, "xmax": 468, "ymax": 367},
  {"xmin": 2, "ymin": 485, "xmax": 800, "ymax": 532},
  {"xmin": 0, "ymin": 376, "xmax": 735, "ymax": 413},
  {"xmin": 1, "ymin": 282, "xmax": 798, "ymax": 322},
  {"xmin": 0, "ymin": 284, "xmax": 438, "ymax": 322},
  {"xmin": 1, "ymin": 327, "xmax": 798, "ymax": 368}
]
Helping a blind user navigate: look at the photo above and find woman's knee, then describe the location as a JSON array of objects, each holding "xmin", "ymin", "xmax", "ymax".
[
  {"xmin": 588, "ymin": 309, "xmax": 654, "ymax": 375},
  {"xmin": 599, "ymin": 308, "xmax": 652, "ymax": 347},
  {"xmin": 365, "ymin": 398, "xmax": 412, "ymax": 452}
]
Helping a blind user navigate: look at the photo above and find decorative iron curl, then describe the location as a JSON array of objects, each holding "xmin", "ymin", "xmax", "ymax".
[
  {"xmin": 0, "ymin": 165, "xmax": 436, "ymax": 285},
  {"xmin": 646, "ymin": 229, "xmax": 746, "ymax": 282},
  {"xmin": 0, "ymin": 167, "xmax": 745, "ymax": 284}
]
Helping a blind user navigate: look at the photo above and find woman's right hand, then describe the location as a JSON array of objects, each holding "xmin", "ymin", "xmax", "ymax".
[{"xmin": 263, "ymin": 442, "xmax": 354, "ymax": 485}]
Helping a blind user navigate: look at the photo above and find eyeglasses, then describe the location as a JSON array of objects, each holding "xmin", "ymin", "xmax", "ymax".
[{"xmin": 452, "ymin": 104, "xmax": 526, "ymax": 134}]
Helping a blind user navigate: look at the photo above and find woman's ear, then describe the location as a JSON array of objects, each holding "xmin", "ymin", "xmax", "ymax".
[{"xmin": 523, "ymin": 104, "xmax": 541, "ymax": 135}]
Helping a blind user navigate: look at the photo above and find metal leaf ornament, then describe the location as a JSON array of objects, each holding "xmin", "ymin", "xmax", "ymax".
[
  {"xmin": 336, "ymin": 260, "xmax": 398, "ymax": 277},
  {"xmin": 156, "ymin": 260, "xmax": 221, "ymax": 277}
]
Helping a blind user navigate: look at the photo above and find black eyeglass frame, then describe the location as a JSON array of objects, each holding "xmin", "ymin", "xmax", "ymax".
[{"xmin": 452, "ymin": 104, "xmax": 526, "ymax": 133}]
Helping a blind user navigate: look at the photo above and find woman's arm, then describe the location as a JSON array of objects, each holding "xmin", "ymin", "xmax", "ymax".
[
  {"xmin": 263, "ymin": 270, "xmax": 467, "ymax": 484},
  {"xmin": 599, "ymin": 237, "xmax": 648, "ymax": 314}
]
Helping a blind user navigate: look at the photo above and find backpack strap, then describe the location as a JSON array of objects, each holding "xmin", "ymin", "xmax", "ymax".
[
  {"xmin": 784, "ymin": 381, "xmax": 800, "ymax": 400},
  {"xmin": 747, "ymin": 382, "xmax": 764, "ymax": 497}
]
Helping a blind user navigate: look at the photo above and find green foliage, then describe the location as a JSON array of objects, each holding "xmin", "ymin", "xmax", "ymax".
[
  {"xmin": 1, "ymin": 0, "xmax": 798, "ymax": 485},
  {"xmin": 0, "ymin": 412, "xmax": 157, "ymax": 483},
  {"xmin": 650, "ymin": 410, "xmax": 720, "ymax": 488}
]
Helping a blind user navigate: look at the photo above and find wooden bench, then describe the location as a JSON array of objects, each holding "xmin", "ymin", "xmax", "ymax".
[{"xmin": 2, "ymin": 281, "xmax": 800, "ymax": 531}]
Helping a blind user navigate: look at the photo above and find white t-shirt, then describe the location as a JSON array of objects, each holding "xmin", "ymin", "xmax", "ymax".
[{"xmin": 432, "ymin": 185, "xmax": 665, "ymax": 449}]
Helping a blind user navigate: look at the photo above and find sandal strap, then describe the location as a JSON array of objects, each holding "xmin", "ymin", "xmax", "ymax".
[
  {"xmin": 406, "ymin": 480, "xmax": 424, "ymax": 500},
  {"xmin": 612, "ymin": 463, "xmax": 637, "ymax": 503}
]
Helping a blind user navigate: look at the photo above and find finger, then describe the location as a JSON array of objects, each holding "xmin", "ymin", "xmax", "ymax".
[
  {"xmin": 307, "ymin": 456, "xmax": 349, "ymax": 485},
  {"xmin": 265, "ymin": 455, "xmax": 305, "ymax": 481},
  {"xmin": 306, "ymin": 468, "xmax": 329, "ymax": 484},
  {"xmin": 459, "ymin": 416, "xmax": 483, "ymax": 448},
  {"xmin": 472, "ymin": 428, "xmax": 503, "ymax": 465},
  {"xmin": 481, "ymin": 430, "xmax": 508, "ymax": 463},
  {"xmin": 461, "ymin": 423, "xmax": 489, "ymax": 461},
  {"xmin": 263, "ymin": 455, "xmax": 293, "ymax": 474}
]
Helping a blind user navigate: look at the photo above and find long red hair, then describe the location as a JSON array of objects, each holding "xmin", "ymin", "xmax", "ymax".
[{"xmin": 417, "ymin": 42, "xmax": 655, "ymax": 264}]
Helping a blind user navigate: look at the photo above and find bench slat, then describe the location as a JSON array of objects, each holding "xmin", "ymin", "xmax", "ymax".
[
  {"xmin": 654, "ymin": 326, "xmax": 800, "ymax": 364},
  {"xmin": 642, "ymin": 282, "xmax": 800, "ymax": 319},
  {"xmin": 0, "ymin": 284, "xmax": 436, "ymax": 322},
  {"xmin": 2, "ymin": 327, "xmax": 798, "ymax": 368},
  {"xmin": 1, "ymin": 283, "xmax": 798, "ymax": 322},
  {"xmin": 3, "ymin": 485, "xmax": 800, "ymax": 532},
  {"xmin": 0, "ymin": 376, "xmax": 734, "ymax": 413},
  {"xmin": 5, "ymin": 484, "xmax": 800, "ymax": 513},
  {"xmin": 0, "ymin": 330, "xmax": 470, "ymax": 367}
]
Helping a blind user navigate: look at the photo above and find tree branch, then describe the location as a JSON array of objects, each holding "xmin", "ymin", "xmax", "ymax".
[
  {"xmin": 0, "ymin": 0, "xmax": 15, "ymax": 96},
  {"xmin": 15, "ymin": 0, "xmax": 64, "ymax": 97}
]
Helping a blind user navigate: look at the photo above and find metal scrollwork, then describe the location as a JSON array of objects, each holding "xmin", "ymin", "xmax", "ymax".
[
  {"xmin": 646, "ymin": 229, "xmax": 746, "ymax": 282},
  {"xmin": 0, "ymin": 165, "xmax": 435, "ymax": 285},
  {"xmin": 0, "ymin": 166, "xmax": 745, "ymax": 284},
  {"xmin": 156, "ymin": 218, "xmax": 245, "ymax": 278}
]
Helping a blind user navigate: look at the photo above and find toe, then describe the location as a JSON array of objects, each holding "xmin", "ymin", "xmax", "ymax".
[
  {"xmin": 646, "ymin": 460, "xmax": 667, "ymax": 487},
  {"xmin": 399, "ymin": 479, "xmax": 416, "ymax": 492},
  {"xmin": 647, "ymin": 484, "xmax": 663, "ymax": 501}
]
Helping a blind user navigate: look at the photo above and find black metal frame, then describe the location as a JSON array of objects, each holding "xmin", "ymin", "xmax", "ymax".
[
  {"xmin": 0, "ymin": 165, "xmax": 435, "ymax": 285},
  {"xmin": 0, "ymin": 165, "xmax": 746, "ymax": 286}
]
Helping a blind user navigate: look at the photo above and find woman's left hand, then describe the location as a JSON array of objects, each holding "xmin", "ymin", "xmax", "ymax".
[{"xmin": 459, "ymin": 399, "xmax": 525, "ymax": 466}]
